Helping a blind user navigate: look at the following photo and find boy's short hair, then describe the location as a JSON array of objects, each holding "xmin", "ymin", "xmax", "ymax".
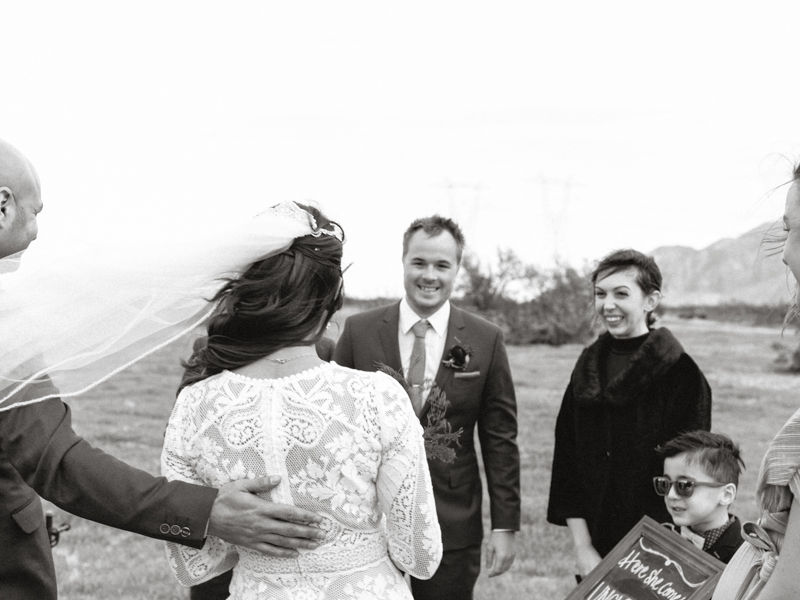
[{"xmin": 656, "ymin": 431, "xmax": 745, "ymax": 486}]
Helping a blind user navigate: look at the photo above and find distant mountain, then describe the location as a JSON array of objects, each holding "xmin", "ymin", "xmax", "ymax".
[{"xmin": 650, "ymin": 223, "xmax": 795, "ymax": 306}]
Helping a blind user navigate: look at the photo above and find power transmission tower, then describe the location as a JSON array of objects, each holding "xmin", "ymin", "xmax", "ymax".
[
  {"xmin": 431, "ymin": 179, "xmax": 484, "ymax": 244},
  {"xmin": 533, "ymin": 176, "xmax": 576, "ymax": 260}
]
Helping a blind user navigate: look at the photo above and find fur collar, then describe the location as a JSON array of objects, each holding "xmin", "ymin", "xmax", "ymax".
[{"xmin": 572, "ymin": 327, "xmax": 684, "ymax": 407}]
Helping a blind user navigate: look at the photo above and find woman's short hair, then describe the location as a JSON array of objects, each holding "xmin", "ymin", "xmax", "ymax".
[
  {"xmin": 179, "ymin": 204, "xmax": 344, "ymax": 392},
  {"xmin": 591, "ymin": 249, "xmax": 662, "ymax": 294},
  {"xmin": 591, "ymin": 249, "xmax": 662, "ymax": 326}
]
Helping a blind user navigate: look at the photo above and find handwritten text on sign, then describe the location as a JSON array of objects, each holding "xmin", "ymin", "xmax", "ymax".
[{"xmin": 587, "ymin": 538, "xmax": 707, "ymax": 600}]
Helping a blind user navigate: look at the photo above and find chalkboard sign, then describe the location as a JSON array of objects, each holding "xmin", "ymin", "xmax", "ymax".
[{"xmin": 566, "ymin": 516, "xmax": 725, "ymax": 600}]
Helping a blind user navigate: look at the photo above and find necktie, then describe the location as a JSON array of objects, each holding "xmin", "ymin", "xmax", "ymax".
[{"xmin": 408, "ymin": 319, "xmax": 429, "ymax": 416}]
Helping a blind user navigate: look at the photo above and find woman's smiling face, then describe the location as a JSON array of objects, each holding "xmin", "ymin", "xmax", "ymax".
[{"xmin": 593, "ymin": 267, "xmax": 659, "ymax": 339}]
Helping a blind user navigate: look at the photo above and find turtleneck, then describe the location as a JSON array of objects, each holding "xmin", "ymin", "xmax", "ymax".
[{"xmin": 603, "ymin": 331, "xmax": 650, "ymax": 386}]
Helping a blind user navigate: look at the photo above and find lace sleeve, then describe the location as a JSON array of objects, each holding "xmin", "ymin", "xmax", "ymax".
[
  {"xmin": 373, "ymin": 373, "xmax": 442, "ymax": 579},
  {"xmin": 160, "ymin": 385, "xmax": 239, "ymax": 586}
]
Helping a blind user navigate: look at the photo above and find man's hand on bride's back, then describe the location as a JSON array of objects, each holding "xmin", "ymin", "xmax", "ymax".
[{"xmin": 207, "ymin": 475, "xmax": 326, "ymax": 557}]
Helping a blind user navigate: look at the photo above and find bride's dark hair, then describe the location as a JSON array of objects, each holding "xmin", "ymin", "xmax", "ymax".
[{"xmin": 179, "ymin": 204, "xmax": 344, "ymax": 392}]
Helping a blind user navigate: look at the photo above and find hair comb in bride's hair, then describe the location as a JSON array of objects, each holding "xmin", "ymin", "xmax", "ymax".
[
  {"xmin": 258, "ymin": 201, "xmax": 311, "ymax": 224},
  {"xmin": 259, "ymin": 201, "xmax": 344, "ymax": 242},
  {"xmin": 310, "ymin": 221, "xmax": 344, "ymax": 242}
]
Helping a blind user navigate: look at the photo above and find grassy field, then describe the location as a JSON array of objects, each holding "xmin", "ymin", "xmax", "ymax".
[{"xmin": 44, "ymin": 316, "xmax": 800, "ymax": 599}]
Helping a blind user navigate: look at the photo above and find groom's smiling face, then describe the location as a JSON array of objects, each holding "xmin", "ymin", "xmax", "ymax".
[{"xmin": 402, "ymin": 229, "xmax": 460, "ymax": 318}]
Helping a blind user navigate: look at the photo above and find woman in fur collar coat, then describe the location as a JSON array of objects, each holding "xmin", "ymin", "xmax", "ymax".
[{"xmin": 547, "ymin": 249, "xmax": 712, "ymax": 579}]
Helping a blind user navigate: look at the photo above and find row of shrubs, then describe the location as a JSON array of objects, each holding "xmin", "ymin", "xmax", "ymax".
[
  {"xmin": 341, "ymin": 250, "xmax": 798, "ymax": 348},
  {"xmin": 667, "ymin": 303, "xmax": 793, "ymax": 327},
  {"xmin": 342, "ymin": 256, "xmax": 596, "ymax": 346}
]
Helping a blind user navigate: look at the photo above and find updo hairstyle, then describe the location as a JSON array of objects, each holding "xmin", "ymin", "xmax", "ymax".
[
  {"xmin": 179, "ymin": 204, "xmax": 344, "ymax": 392},
  {"xmin": 591, "ymin": 249, "xmax": 662, "ymax": 327}
]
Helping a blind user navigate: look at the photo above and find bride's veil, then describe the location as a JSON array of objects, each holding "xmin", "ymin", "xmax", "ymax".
[{"xmin": 0, "ymin": 201, "xmax": 323, "ymax": 411}]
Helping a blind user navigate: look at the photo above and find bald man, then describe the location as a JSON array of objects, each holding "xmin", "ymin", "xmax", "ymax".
[{"xmin": 0, "ymin": 140, "xmax": 325, "ymax": 600}]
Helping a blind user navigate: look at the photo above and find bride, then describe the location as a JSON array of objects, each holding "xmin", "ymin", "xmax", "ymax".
[{"xmin": 161, "ymin": 202, "xmax": 442, "ymax": 599}]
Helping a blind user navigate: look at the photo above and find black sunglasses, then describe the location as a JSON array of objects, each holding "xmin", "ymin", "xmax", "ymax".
[{"xmin": 653, "ymin": 476, "xmax": 726, "ymax": 498}]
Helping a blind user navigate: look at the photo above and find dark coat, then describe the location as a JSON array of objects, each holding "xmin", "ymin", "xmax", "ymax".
[
  {"xmin": 664, "ymin": 515, "xmax": 744, "ymax": 565},
  {"xmin": 333, "ymin": 302, "xmax": 521, "ymax": 551},
  {"xmin": 547, "ymin": 327, "xmax": 712, "ymax": 557},
  {"xmin": 706, "ymin": 515, "xmax": 744, "ymax": 564},
  {"xmin": 0, "ymin": 378, "xmax": 217, "ymax": 600}
]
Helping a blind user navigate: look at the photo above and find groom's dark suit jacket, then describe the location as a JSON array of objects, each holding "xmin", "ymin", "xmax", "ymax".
[
  {"xmin": 0, "ymin": 377, "xmax": 217, "ymax": 600},
  {"xmin": 333, "ymin": 302, "xmax": 520, "ymax": 550}
]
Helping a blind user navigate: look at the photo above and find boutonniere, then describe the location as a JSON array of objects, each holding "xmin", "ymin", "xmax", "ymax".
[
  {"xmin": 376, "ymin": 363, "xmax": 464, "ymax": 464},
  {"xmin": 442, "ymin": 339, "xmax": 473, "ymax": 371}
]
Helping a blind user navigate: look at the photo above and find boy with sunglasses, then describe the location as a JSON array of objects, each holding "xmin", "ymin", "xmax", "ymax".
[{"xmin": 654, "ymin": 431, "xmax": 745, "ymax": 564}]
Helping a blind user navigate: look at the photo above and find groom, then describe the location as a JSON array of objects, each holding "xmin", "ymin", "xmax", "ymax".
[
  {"xmin": 0, "ymin": 139, "xmax": 325, "ymax": 600},
  {"xmin": 334, "ymin": 216, "xmax": 520, "ymax": 600}
]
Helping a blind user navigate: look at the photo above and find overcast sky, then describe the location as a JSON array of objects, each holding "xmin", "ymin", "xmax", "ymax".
[{"xmin": 3, "ymin": 1, "xmax": 799, "ymax": 297}]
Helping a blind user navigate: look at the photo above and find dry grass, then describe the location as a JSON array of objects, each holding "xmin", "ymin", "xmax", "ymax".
[{"xmin": 43, "ymin": 317, "xmax": 800, "ymax": 599}]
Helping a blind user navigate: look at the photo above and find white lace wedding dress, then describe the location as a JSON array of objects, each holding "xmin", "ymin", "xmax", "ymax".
[{"xmin": 161, "ymin": 362, "xmax": 442, "ymax": 599}]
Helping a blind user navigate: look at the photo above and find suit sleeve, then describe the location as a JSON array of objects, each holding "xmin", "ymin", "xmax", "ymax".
[
  {"xmin": 477, "ymin": 329, "xmax": 521, "ymax": 532},
  {"xmin": 332, "ymin": 317, "xmax": 355, "ymax": 368},
  {"xmin": 0, "ymin": 380, "xmax": 216, "ymax": 549}
]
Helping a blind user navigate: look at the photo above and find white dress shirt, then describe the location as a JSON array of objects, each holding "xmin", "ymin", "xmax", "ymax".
[{"xmin": 398, "ymin": 298, "xmax": 450, "ymax": 403}]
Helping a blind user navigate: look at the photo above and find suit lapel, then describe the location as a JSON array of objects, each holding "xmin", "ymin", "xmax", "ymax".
[
  {"xmin": 378, "ymin": 302, "xmax": 403, "ymax": 372},
  {"xmin": 419, "ymin": 306, "xmax": 466, "ymax": 420}
]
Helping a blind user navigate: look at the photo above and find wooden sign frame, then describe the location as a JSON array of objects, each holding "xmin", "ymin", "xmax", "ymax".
[{"xmin": 565, "ymin": 516, "xmax": 726, "ymax": 600}]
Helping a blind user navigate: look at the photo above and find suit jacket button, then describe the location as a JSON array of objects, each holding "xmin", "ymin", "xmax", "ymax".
[
  {"xmin": 181, "ymin": 527, "xmax": 191, "ymax": 538},
  {"xmin": 170, "ymin": 525, "xmax": 182, "ymax": 536},
  {"xmin": 160, "ymin": 524, "xmax": 171, "ymax": 535}
]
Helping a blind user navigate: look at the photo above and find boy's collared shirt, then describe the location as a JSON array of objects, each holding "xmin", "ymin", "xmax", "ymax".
[
  {"xmin": 697, "ymin": 514, "xmax": 736, "ymax": 551},
  {"xmin": 678, "ymin": 525, "xmax": 706, "ymax": 550},
  {"xmin": 670, "ymin": 514, "xmax": 737, "ymax": 551}
]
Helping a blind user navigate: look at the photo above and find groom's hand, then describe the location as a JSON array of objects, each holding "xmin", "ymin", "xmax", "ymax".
[
  {"xmin": 484, "ymin": 530, "xmax": 517, "ymax": 577},
  {"xmin": 207, "ymin": 475, "xmax": 326, "ymax": 557}
]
